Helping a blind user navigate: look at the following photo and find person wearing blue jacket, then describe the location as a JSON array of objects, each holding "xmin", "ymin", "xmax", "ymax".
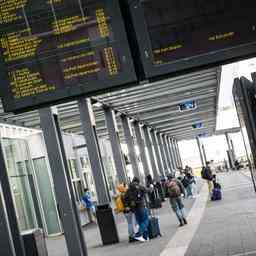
[{"xmin": 82, "ymin": 188, "xmax": 96, "ymax": 223}]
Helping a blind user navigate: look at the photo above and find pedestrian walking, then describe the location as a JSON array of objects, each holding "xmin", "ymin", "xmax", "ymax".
[{"xmin": 167, "ymin": 174, "xmax": 188, "ymax": 227}]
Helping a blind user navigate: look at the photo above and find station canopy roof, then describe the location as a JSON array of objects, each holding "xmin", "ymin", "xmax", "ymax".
[{"xmin": 0, "ymin": 67, "xmax": 220, "ymax": 141}]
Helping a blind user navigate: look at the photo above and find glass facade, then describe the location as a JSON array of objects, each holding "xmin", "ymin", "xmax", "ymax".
[
  {"xmin": 33, "ymin": 157, "xmax": 62, "ymax": 235},
  {"xmin": 2, "ymin": 138, "xmax": 38, "ymax": 231}
]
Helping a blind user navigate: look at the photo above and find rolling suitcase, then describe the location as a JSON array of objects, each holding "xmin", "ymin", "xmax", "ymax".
[{"xmin": 148, "ymin": 208, "xmax": 161, "ymax": 239}]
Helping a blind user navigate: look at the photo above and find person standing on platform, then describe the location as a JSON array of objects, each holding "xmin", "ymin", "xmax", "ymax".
[
  {"xmin": 82, "ymin": 188, "xmax": 96, "ymax": 223},
  {"xmin": 114, "ymin": 183, "xmax": 136, "ymax": 243},
  {"xmin": 124, "ymin": 177, "xmax": 151, "ymax": 242},
  {"xmin": 201, "ymin": 161, "xmax": 213, "ymax": 195},
  {"xmin": 167, "ymin": 174, "xmax": 188, "ymax": 227}
]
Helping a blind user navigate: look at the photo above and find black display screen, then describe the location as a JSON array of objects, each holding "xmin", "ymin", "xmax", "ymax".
[
  {"xmin": 0, "ymin": 0, "xmax": 136, "ymax": 113},
  {"xmin": 128, "ymin": 0, "xmax": 256, "ymax": 79}
]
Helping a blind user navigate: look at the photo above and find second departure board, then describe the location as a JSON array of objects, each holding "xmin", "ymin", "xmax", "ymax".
[
  {"xmin": 0, "ymin": 0, "xmax": 136, "ymax": 113},
  {"xmin": 127, "ymin": 0, "xmax": 256, "ymax": 79}
]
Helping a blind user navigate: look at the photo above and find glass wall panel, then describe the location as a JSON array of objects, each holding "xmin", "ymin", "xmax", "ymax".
[
  {"xmin": 33, "ymin": 157, "xmax": 62, "ymax": 235},
  {"xmin": 2, "ymin": 138, "xmax": 37, "ymax": 231}
]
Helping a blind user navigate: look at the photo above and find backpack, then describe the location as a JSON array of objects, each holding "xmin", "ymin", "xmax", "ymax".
[
  {"xmin": 201, "ymin": 167, "xmax": 212, "ymax": 180},
  {"xmin": 124, "ymin": 185, "xmax": 145, "ymax": 210},
  {"xmin": 115, "ymin": 195, "xmax": 125, "ymax": 213},
  {"xmin": 167, "ymin": 180, "xmax": 181, "ymax": 198}
]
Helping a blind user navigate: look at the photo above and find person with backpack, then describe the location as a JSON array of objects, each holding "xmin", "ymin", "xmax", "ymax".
[
  {"xmin": 181, "ymin": 172, "xmax": 195, "ymax": 198},
  {"xmin": 124, "ymin": 177, "xmax": 151, "ymax": 242},
  {"xmin": 114, "ymin": 183, "xmax": 136, "ymax": 242},
  {"xmin": 201, "ymin": 162, "xmax": 213, "ymax": 195},
  {"xmin": 167, "ymin": 174, "xmax": 188, "ymax": 227}
]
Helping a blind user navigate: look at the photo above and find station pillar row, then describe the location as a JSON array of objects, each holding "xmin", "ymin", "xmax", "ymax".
[
  {"xmin": 162, "ymin": 134, "xmax": 173, "ymax": 173},
  {"xmin": 121, "ymin": 115, "xmax": 141, "ymax": 180},
  {"xmin": 156, "ymin": 132, "xmax": 169, "ymax": 175},
  {"xmin": 104, "ymin": 106, "xmax": 128, "ymax": 184},
  {"xmin": 142, "ymin": 126, "xmax": 160, "ymax": 182},
  {"xmin": 167, "ymin": 137, "xmax": 177, "ymax": 170},
  {"xmin": 171, "ymin": 138, "xmax": 180, "ymax": 169},
  {"xmin": 174, "ymin": 140, "xmax": 183, "ymax": 168},
  {"xmin": 133, "ymin": 121, "xmax": 151, "ymax": 179},
  {"xmin": 150, "ymin": 129, "xmax": 165, "ymax": 178}
]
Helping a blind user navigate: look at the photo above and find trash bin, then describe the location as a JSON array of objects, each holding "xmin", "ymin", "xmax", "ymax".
[
  {"xmin": 96, "ymin": 204, "xmax": 119, "ymax": 245},
  {"xmin": 21, "ymin": 229, "xmax": 48, "ymax": 256}
]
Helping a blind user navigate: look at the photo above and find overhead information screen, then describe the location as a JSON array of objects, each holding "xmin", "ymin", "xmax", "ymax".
[
  {"xmin": 0, "ymin": 0, "xmax": 136, "ymax": 112},
  {"xmin": 128, "ymin": 0, "xmax": 256, "ymax": 79}
]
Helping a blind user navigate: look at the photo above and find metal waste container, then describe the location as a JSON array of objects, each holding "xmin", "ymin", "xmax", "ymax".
[
  {"xmin": 21, "ymin": 229, "xmax": 48, "ymax": 256},
  {"xmin": 96, "ymin": 204, "xmax": 119, "ymax": 245}
]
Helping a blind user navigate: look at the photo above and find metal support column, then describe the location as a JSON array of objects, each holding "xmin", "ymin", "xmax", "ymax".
[
  {"xmin": 175, "ymin": 140, "xmax": 183, "ymax": 168},
  {"xmin": 39, "ymin": 108, "xmax": 87, "ymax": 256},
  {"xmin": 78, "ymin": 98, "xmax": 119, "ymax": 246},
  {"xmin": 225, "ymin": 133, "xmax": 235, "ymax": 169},
  {"xmin": 196, "ymin": 137, "xmax": 205, "ymax": 167},
  {"xmin": 230, "ymin": 139, "xmax": 237, "ymax": 162},
  {"xmin": 156, "ymin": 132, "xmax": 168, "ymax": 175},
  {"xmin": 167, "ymin": 137, "xmax": 176, "ymax": 170},
  {"xmin": 133, "ymin": 121, "xmax": 151, "ymax": 177},
  {"xmin": 104, "ymin": 107, "xmax": 128, "ymax": 184},
  {"xmin": 0, "ymin": 187, "xmax": 16, "ymax": 256},
  {"xmin": 143, "ymin": 126, "xmax": 160, "ymax": 181},
  {"xmin": 202, "ymin": 144, "xmax": 208, "ymax": 165},
  {"xmin": 151, "ymin": 129, "xmax": 165, "ymax": 178},
  {"xmin": 121, "ymin": 115, "xmax": 141, "ymax": 179},
  {"xmin": 78, "ymin": 99, "xmax": 110, "ymax": 204},
  {"xmin": 0, "ymin": 140, "xmax": 25, "ymax": 256},
  {"xmin": 171, "ymin": 138, "xmax": 179, "ymax": 169},
  {"xmin": 162, "ymin": 134, "xmax": 173, "ymax": 172}
]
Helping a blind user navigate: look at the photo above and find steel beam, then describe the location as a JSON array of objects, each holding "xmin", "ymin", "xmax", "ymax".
[
  {"xmin": 196, "ymin": 137, "xmax": 205, "ymax": 167},
  {"xmin": 133, "ymin": 121, "xmax": 151, "ymax": 178},
  {"xmin": 151, "ymin": 129, "xmax": 165, "ymax": 178},
  {"xmin": 143, "ymin": 126, "xmax": 160, "ymax": 181},
  {"xmin": 39, "ymin": 107, "xmax": 87, "ymax": 256},
  {"xmin": 162, "ymin": 134, "xmax": 173, "ymax": 173},
  {"xmin": 156, "ymin": 133, "xmax": 169, "ymax": 175},
  {"xmin": 121, "ymin": 115, "xmax": 141, "ymax": 179},
  {"xmin": 78, "ymin": 99, "xmax": 110, "ymax": 205},
  {"xmin": 104, "ymin": 107, "xmax": 128, "ymax": 184}
]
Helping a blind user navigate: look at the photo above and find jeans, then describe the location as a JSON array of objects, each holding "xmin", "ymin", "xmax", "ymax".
[
  {"xmin": 170, "ymin": 197, "xmax": 186, "ymax": 222},
  {"xmin": 134, "ymin": 207, "xmax": 149, "ymax": 239},
  {"xmin": 124, "ymin": 212, "xmax": 135, "ymax": 238},
  {"xmin": 186, "ymin": 184, "xmax": 193, "ymax": 197},
  {"xmin": 207, "ymin": 180, "xmax": 213, "ymax": 195}
]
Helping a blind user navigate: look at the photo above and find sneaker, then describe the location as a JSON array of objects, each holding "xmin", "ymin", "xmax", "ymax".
[
  {"xmin": 129, "ymin": 237, "xmax": 136, "ymax": 243},
  {"xmin": 183, "ymin": 218, "xmax": 188, "ymax": 225},
  {"xmin": 134, "ymin": 236, "xmax": 146, "ymax": 242}
]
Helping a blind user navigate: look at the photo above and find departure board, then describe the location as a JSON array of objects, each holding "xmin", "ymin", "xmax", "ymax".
[
  {"xmin": 0, "ymin": 0, "xmax": 136, "ymax": 113},
  {"xmin": 127, "ymin": 0, "xmax": 256, "ymax": 79}
]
